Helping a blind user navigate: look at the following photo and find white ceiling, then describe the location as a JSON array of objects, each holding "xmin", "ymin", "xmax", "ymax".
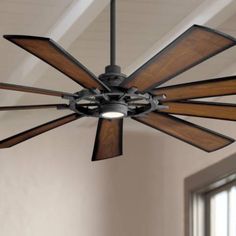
[
  {"xmin": 0, "ymin": 0, "xmax": 236, "ymax": 105},
  {"xmin": 0, "ymin": 0, "xmax": 74, "ymax": 80},
  {"xmin": 69, "ymin": 0, "xmax": 206, "ymax": 75},
  {"xmin": 0, "ymin": 0, "xmax": 235, "ymax": 133}
]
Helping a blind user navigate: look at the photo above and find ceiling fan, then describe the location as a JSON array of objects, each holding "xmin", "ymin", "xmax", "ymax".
[{"xmin": 1, "ymin": 0, "xmax": 236, "ymax": 161}]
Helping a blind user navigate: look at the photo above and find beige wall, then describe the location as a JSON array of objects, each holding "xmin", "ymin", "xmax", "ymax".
[
  {"xmin": 0, "ymin": 110, "xmax": 235, "ymax": 236},
  {"xmin": 0, "ymin": 112, "xmax": 164, "ymax": 236}
]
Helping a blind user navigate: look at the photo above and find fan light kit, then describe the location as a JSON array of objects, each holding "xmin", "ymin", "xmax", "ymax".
[
  {"xmin": 102, "ymin": 112, "xmax": 124, "ymax": 119},
  {"xmin": 1, "ymin": 0, "xmax": 236, "ymax": 161},
  {"xmin": 100, "ymin": 103, "xmax": 127, "ymax": 119}
]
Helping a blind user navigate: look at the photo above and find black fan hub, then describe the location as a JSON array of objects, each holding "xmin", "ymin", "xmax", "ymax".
[
  {"xmin": 105, "ymin": 65, "xmax": 121, "ymax": 73},
  {"xmin": 65, "ymin": 86, "xmax": 167, "ymax": 119},
  {"xmin": 99, "ymin": 66, "xmax": 127, "ymax": 87}
]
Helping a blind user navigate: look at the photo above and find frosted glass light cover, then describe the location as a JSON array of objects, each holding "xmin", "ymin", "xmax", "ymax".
[{"xmin": 101, "ymin": 111, "xmax": 124, "ymax": 119}]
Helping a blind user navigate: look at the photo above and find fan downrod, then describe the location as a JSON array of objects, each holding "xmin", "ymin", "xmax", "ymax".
[{"xmin": 98, "ymin": 0, "xmax": 127, "ymax": 87}]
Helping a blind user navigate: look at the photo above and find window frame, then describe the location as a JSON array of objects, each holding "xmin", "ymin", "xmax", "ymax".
[{"xmin": 185, "ymin": 153, "xmax": 236, "ymax": 236}]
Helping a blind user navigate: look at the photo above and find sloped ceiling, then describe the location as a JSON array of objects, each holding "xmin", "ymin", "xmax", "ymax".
[
  {"xmin": 1, "ymin": 0, "xmax": 236, "ymax": 169},
  {"xmin": 0, "ymin": 0, "xmax": 74, "ymax": 80}
]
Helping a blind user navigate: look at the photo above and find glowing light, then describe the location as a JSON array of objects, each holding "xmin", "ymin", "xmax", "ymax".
[{"xmin": 101, "ymin": 111, "xmax": 124, "ymax": 119}]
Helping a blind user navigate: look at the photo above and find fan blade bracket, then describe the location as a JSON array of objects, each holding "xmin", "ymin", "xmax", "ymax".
[
  {"xmin": 156, "ymin": 105, "xmax": 169, "ymax": 111},
  {"xmin": 154, "ymin": 94, "xmax": 167, "ymax": 101},
  {"xmin": 56, "ymin": 104, "xmax": 70, "ymax": 110},
  {"xmin": 61, "ymin": 93, "xmax": 78, "ymax": 100}
]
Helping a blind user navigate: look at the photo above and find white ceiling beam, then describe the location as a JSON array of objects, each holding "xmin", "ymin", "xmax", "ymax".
[
  {"xmin": 124, "ymin": 0, "xmax": 236, "ymax": 76},
  {"xmin": 0, "ymin": 0, "xmax": 110, "ymax": 107}
]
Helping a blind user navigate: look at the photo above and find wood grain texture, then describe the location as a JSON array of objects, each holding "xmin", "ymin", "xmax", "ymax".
[
  {"xmin": 0, "ymin": 113, "xmax": 81, "ymax": 148},
  {"xmin": 152, "ymin": 76, "xmax": 236, "ymax": 101},
  {"xmin": 121, "ymin": 25, "xmax": 236, "ymax": 92},
  {"xmin": 0, "ymin": 82, "xmax": 74, "ymax": 97},
  {"xmin": 4, "ymin": 35, "xmax": 108, "ymax": 90},
  {"xmin": 160, "ymin": 101, "xmax": 236, "ymax": 121},
  {"xmin": 0, "ymin": 104, "xmax": 68, "ymax": 111},
  {"xmin": 133, "ymin": 112, "xmax": 234, "ymax": 152},
  {"xmin": 92, "ymin": 118, "xmax": 123, "ymax": 161}
]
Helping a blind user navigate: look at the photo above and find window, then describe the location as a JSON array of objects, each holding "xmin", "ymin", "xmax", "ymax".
[
  {"xmin": 206, "ymin": 181, "xmax": 236, "ymax": 236},
  {"xmin": 184, "ymin": 154, "xmax": 236, "ymax": 236}
]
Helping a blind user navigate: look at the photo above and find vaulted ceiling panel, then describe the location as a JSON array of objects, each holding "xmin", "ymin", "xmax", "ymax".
[{"xmin": 0, "ymin": 0, "xmax": 74, "ymax": 80}]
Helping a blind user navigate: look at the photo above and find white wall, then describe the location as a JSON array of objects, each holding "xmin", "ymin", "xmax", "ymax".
[
  {"xmin": 0, "ymin": 109, "xmax": 235, "ymax": 236},
  {"xmin": 0, "ymin": 111, "xmax": 165, "ymax": 236}
]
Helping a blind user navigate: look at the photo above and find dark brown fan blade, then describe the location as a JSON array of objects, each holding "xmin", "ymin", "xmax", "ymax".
[
  {"xmin": 121, "ymin": 25, "xmax": 236, "ymax": 92},
  {"xmin": 3, "ymin": 35, "xmax": 109, "ymax": 90},
  {"xmin": 152, "ymin": 76, "xmax": 236, "ymax": 102},
  {"xmin": 0, "ymin": 82, "xmax": 75, "ymax": 98},
  {"xmin": 0, "ymin": 104, "xmax": 69, "ymax": 111},
  {"xmin": 133, "ymin": 112, "xmax": 234, "ymax": 152},
  {"xmin": 92, "ymin": 118, "xmax": 123, "ymax": 161},
  {"xmin": 160, "ymin": 101, "xmax": 236, "ymax": 121},
  {"xmin": 0, "ymin": 113, "xmax": 81, "ymax": 148}
]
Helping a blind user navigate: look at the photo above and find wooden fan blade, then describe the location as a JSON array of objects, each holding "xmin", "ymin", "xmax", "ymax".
[
  {"xmin": 160, "ymin": 101, "xmax": 236, "ymax": 121},
  {"xmin": 4, "ymin": 35, "xmax": 109, "ymax": 90},
  {"xmin": 133, "ymin": 112, "xmax": 234, "ymax": 152},
  {"xmin": 0, "ymin": 113, "xmax": 81, "ymax": 148},
  {"xmin": 152, "ymin": 76, "xmax": 236, "ymax": 101},
  {"xmin": 92, "ymin": 118, "xmax": 123, "ymax": 161},
  {"xmin": 0, "ymin": 104, "xmax": 69, "ymax": 111},
  {"xmin": 0, "ymin": 82, "xmax": 75, "ymax": 98},
  {"xmin": 121, "ymin": 25, "xmax": 236, "ymax": 92}
]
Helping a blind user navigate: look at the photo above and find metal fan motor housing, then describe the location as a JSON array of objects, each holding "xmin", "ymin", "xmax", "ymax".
[{"xmin": 64, "ymin": 67, "xmax": 168, "ymax": 119}]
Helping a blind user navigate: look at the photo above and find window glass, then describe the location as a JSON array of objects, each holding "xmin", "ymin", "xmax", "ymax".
[
  {"xmin": 210, "ymin": 191, "xmax": 228, "ymax": 236},
  {"xmin": 208, "ymin": 183, "xmax": 236, "ymax": 236},
  {"xmin": 229, "ymin": 187, "xmax": 236, "ymax": 236}
]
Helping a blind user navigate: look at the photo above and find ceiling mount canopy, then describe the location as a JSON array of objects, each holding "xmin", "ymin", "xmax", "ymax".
[{"xmin": 1, "ymin": 0, "xmax": 236, "ymax": 161}]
